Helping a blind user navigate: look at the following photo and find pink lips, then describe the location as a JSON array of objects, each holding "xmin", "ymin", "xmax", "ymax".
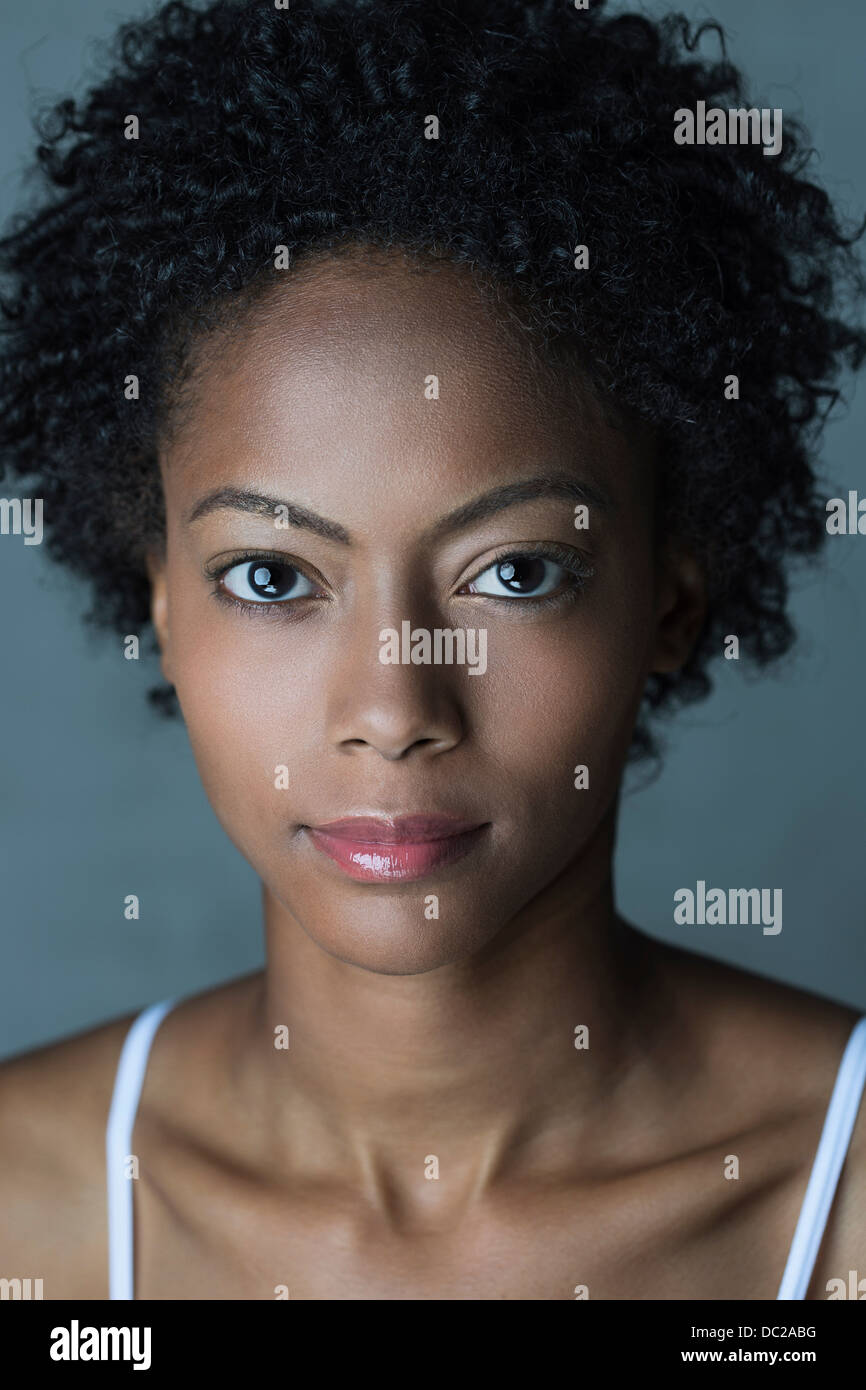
[{"xmin": 306, "ymin": 814, "xmax": 488, "ymax": 883}]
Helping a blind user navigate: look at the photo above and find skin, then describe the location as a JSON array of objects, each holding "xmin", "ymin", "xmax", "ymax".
[{"xmin": 1, "ymin": 245, "xmax": 864, "ymax": 1300}]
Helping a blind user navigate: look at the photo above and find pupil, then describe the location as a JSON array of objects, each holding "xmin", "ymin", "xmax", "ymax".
[
  {"xmin": 249, "ymin": 563, "xmax": 294, "ymax": 598},
  {"xmin": 498, "ymin": 557, "xmax": 545, "ymax": 592}
]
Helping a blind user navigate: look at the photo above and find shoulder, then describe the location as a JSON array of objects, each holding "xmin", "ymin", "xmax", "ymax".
[
  {"xmin": 652, "ymin": 935, "xmax": 866, "ymax": 1298},
  {"xmin": 798, "ymin": 1005, "xmax": 866, "ymax": 1300},
  {"xmin": 0, "ymin": 973, "xmax": 260, "ymax": 1301},
  {"xmin": 0, "ymin": 1009, "xmax": 141, "ymax": 1299}
]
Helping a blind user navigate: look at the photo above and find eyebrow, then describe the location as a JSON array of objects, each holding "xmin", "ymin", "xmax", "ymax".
[
  {"xmin": 429, "ymin": 475, "xmax": 612, "ymax": 538},
  {"xmin": 184, "ymin": 473, "xmax": 613, "ymax": 542},
  {"xmin": 185, "ymin": 487, "xmax": 351, "ymax": 542}
]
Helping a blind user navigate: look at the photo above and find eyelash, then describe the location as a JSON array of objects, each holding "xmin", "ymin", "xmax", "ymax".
[
  {"xmin": 204, "ymin": 550, "xmax": 324, "ymax": 619},
  {"xmin": 204, "ymin": 543, "xmax": 595, "ymax": 617},
  {"xmin": 459, "ymin": 542, "xmax": 594, "ymax": 610}
]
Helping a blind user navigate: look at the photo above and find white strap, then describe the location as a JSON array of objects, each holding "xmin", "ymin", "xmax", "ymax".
[
  {"xmin": 777, "ymin": 1014, "xmax": 866, "ymax": 1299},
  {"xmin": 106, "ymin": 999, "xmax": 177, "ymax": 1300}
]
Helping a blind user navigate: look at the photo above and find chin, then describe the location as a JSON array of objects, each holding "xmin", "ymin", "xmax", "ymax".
[{"xmin": 287, "ymin": 893, "xmax": 503, "ymax": 975}]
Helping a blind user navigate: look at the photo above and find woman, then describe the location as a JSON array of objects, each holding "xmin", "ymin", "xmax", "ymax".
[{"xmin": 1, "ymin": 0, "xmax": 864, "ymax": 1300}]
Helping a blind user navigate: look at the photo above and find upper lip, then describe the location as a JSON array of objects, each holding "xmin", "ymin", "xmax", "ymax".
[{"xmin": 308, "ymin": 814, "xmax": 487, "ymax": 843}]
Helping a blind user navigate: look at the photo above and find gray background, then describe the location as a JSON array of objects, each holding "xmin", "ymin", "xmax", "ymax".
[{"xmin": 1, "ymin": 0, "xmax": 863, "ymax": 1057}]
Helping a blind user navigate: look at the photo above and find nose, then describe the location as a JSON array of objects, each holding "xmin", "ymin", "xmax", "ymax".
[{"xmin": 325, "ymin": 618, "xmax": 467, "ymax": 761}]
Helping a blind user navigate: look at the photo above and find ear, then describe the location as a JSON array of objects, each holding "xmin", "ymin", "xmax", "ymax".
[
  {"xmin": 649, "ymin": 541, "xmax": 708, "ymax": 674},
  {"xmin": 145, "ymin": 549, "xmax": 174, "ymax": 685}
]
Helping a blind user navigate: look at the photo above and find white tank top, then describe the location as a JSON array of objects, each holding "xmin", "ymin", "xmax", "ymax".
[{"xmin": 106, "ymin": 1000, "xmax": 866, "ymax": 1300}]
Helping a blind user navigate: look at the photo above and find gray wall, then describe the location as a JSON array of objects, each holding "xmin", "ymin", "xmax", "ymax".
[{"xmin": 1, "ymin": 0, "xmax": 864, "ymax": 1056}]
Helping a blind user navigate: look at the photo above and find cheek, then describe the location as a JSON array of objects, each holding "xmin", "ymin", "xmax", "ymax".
[
  {"xmin": 474, "ymin": 582, "xmax": 656, "ymax": 796},
  {"xmin": 166, "ymin": 586, "xmax": 329, "ymax": 844}
]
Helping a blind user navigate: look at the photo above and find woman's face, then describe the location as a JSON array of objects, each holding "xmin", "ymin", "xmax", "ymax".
[{"xmin": 149, "ymin": 249, "xmax": 702, "ymax": 974}]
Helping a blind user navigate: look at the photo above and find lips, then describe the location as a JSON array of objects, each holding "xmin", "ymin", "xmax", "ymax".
[{"xmin": 305, "ymin": 814, "xmax": 488, "ymax": 882}]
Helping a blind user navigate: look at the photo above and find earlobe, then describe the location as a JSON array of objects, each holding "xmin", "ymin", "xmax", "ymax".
[
  {"xmin": 145, "ymin": 551, "xmax": 173, "ymax": 684},
  {"xmin": 650, "ymin": 544, "xmax": 708, "ymax": 675}
]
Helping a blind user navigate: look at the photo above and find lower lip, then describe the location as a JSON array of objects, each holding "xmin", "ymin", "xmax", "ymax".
[{"xmin": 305, "ymin": 826, "xmax": 487, "ymax": 882}]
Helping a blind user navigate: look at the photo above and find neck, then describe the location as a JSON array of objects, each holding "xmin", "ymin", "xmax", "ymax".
[{"xmin": 234, "ymin": 803, "xmax": 672, "ymax": 1215}]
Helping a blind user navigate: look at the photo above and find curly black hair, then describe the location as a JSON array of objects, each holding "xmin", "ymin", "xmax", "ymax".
[{"xmin": 1, "ymin": 0, "xmax": 864, "ymax": 761}]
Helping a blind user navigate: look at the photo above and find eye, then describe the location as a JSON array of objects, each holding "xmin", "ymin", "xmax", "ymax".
[
  {"xmin": 461, "ymin": 552, "xmax": 575, "ymax": 599},
  {"xmin": 221, "ymin": 559, "xmax": 319, "ymax": 603}
]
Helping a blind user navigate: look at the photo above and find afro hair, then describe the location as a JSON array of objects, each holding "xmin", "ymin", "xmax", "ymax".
[{"xmin": 1, "ymin": 0, "xmax": 864, "ymax": 760}]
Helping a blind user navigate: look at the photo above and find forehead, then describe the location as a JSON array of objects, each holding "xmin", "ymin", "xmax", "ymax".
[{"xmin": 160, "ymin": 247, "xmax": 650, "ymax": 513}]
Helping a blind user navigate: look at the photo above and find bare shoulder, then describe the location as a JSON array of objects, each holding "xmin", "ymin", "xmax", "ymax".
[
  {"xmin": 652, "ymin": 936, "xmax": 863, "ymax": 1076},
  {"xmin": 0, "ymin": 1010, "xmax": 140, "ymax": 1299},
  {"xmin": 814, "ymin": 1053, "xmax": 866, "ymax": 1301},
  {"xmin": 0, "ymin": 973, "xmax": 261, "ymax": 1301},
  {"xmin": 650, "ymin": 934, "xmax": 866, "ymax": 1297}
]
